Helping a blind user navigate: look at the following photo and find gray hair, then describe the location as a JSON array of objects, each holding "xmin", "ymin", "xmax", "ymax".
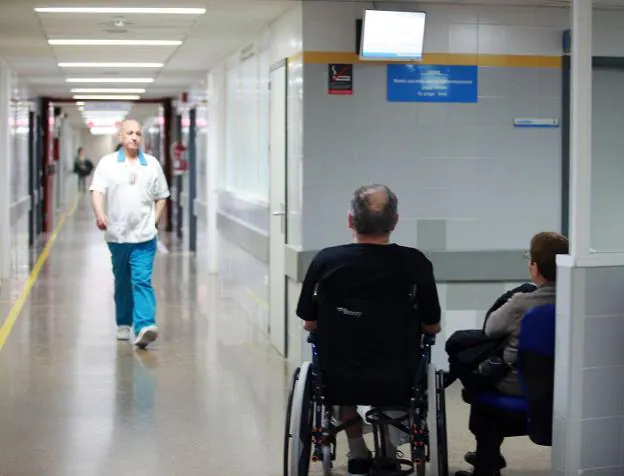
[{"xmin": 349, "ymin": 184, "xmax": 398, "ymax": 235}]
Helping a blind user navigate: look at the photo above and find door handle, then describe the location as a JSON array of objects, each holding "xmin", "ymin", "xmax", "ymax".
[{"xmin": 272, "ymin": 211, "xmax": 285, "ymax": 216}]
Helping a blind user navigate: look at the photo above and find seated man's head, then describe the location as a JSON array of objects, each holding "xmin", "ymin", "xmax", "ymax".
[
  {"xmin": 527, "ymin": 231, "xmax": 569, "ymax": 285},
  {"xmin": 348, "ymin": 184, "xmax": 398, "ymax": 243}
]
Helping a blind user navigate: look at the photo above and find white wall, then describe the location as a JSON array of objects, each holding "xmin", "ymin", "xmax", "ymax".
[
  {"xmin": 201, "ymin": 4, "xmax": 303, "ymax": 340},
  {"xmin": 0, "ymin": 60, "xmax": 33, "ymax": 282}
]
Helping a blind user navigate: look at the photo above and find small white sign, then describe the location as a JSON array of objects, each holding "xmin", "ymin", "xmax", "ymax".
[{"xmin": 514, "ymin": 117, "xmax": 559, "ymax": 128}]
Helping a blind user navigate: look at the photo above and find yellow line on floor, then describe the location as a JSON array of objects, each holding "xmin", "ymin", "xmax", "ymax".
[
  {"xmin": 245, "ymin": 287, "xmax": 269, "ymax": 310},
  {"xmin": 0, "ymin": 197, "xmax": 79, "ymax": 352}
]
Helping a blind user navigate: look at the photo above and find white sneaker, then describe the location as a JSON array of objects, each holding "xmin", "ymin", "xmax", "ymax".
[
  {"xmin": 116, "ymin": 325, "xmax": 131, "ymax": 341},
  {"xmin": 133, "ymin": 325, "xmax": 159, "ymax": 348}
]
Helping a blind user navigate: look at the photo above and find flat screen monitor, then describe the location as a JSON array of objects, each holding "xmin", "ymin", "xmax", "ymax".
[{"xmin": 359, "ymin": 10, "xmax": 426, "ymax": 61}]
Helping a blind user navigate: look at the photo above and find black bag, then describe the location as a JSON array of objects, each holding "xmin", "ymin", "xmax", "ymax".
[
  {"xmin": 445, "ymin": 329, "xmax": 508, "ymax": 390},
  {"xmin": 444, "ymin": 282, "xmax": 537, "ymax": 389}
]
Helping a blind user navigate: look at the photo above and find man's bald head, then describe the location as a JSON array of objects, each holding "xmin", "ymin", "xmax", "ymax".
[
  {"xmin": 119, "ymin": 118, "xmax": 142, "ymax": 153},
  {"xmin": 349, "ymin": 184, "xmax": 398, "ymax": 236}
]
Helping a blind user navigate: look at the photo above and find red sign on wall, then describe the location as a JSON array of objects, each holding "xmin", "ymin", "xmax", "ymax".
[
  {"xmin": 173, "ymin": 142, "xmax": 188, "ymax": 172},
  {"xmin": 328, "ymin": 64, "xmax": 353, "ymax": 95}
]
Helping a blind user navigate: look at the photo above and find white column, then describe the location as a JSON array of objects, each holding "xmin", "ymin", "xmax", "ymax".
[
  {"xmin": 569, "ymin": 0, "xmax": 593, "ymax": 257},
  {"xmin": 0, "ymin": 62, "xmax": 11, "ymax": 281}
]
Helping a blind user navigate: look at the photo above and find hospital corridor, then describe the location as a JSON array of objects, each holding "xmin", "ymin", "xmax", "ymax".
[
  {"xmin": 0, "ymin": 1, "xmax": 622, "ymax": 476},
  {"xmin": 0, "ymin": 199, "xmax": 550, "ymax": 475}
]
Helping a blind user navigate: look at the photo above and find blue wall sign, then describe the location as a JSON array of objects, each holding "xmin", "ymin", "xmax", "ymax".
[
  {"xmin": 387, "ymin": 64, "xmax": 479, "ymax": 103},
  {"xmin": 513, "ymin": 117, "xmax": 559, "ymax": 128}
]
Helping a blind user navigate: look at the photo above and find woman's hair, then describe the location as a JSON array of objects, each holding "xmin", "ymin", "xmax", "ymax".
[{"xmin": 529, "ymin": 232, "xmax": 569, "ymax": 282}]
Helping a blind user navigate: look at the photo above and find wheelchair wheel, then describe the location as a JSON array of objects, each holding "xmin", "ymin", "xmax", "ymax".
[
  {"xmin": 284, "ymin": 362, "xmax": 314, "ymax": 476},
  {"xmin": 435, "ymin": 370, "xmax": 449, "ymax": 476},
  {"xmin": 322, "ymin": 443, "xmax": 332, "ymax": 475},
  {"xmin": 283, "ymin": 367, "xmax": 298, "ymax": 475}
]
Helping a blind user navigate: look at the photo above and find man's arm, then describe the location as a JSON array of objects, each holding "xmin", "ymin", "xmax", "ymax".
[
  {"xmin": 152, "ymin": 160, "xmax": 170, "ymax": 227},
  {"xmin": 91, "ymin": 191, "xmax": 108, "ymax": 230},
  {"xmin": 296, "ymin": 258, "xmax": 321, "ymax": 332},
  {"xmin": 155, "ymin": 199, "xmax": 167, "ymax": 225},
  {"xmin": 89, "ymin": 161, "xmax": 108, "ymax": 230},
  {"xmin": 417, "ymin": 259, "xmax": 442, "ymax": 335}
]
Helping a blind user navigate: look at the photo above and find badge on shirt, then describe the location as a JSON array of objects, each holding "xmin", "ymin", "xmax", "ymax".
[{"xmin": 129, "ymin": 172, "xmax": 138, "ymax": 185}]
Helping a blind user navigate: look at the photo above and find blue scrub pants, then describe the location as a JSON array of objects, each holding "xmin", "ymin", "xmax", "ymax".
[{"xmin": 107, "ymin": 238, "xmax": 157, "ymax": 333}]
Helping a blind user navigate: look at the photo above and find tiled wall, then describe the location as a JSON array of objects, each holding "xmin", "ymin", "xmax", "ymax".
[
  {"xmin": 294, "ymin": 2, "xmax": 568, "ymax": 366},
  {"xmin": 301, "ymin": 63, "xmax": 562, "ymax": 251},
  {"xmin": 554, "ymin": 259, "xmax": 624, "ymax": 475},
  {"xmin": 302, "ymin": 2, "xmax": 624, "ymax": 57},
  {"xmin": 302, "ymin": 2, "xmax": 567, "ymax": 56}
]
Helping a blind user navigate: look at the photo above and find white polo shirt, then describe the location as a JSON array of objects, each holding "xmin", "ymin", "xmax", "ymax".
[{"xmin": 90, "ymin": 150, "xmax": 170, "ymax": 244}]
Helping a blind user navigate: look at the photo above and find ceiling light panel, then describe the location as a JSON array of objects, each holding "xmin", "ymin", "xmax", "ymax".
[
  {"xmin": 70, "ymin": 88, "xmax": 146, "ymax": 93},
  {"xmin": 59, "ymin": 63, "xmax": 163, "ymax": 68},
  {"xmin": 66, "ymin": 78, "xmax": 154, "ymax": 83},
  {"xmin": 35, "ymin": 7, "xmax": 206, "ymax": 15},
  {"xmin": 49, "ymin": 39, "xmax": 182, "ymax": 46},
  {"xmin": 90, "ymin": 127, "xmax": 119, "ymax": 135},
  {"xmin": 74, "ymin": 95, "xmax": 140, "ymax": 100}
]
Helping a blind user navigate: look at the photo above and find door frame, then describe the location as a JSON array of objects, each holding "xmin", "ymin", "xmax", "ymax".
[{"xmin": 268, "ymin": 58, "xmax": 289, "ymax": 357}]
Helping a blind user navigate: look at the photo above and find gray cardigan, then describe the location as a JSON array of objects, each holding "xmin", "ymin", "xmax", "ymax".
[{"xmin": 484, "ymin": 282, "xmax": 556, "ymax": 395}]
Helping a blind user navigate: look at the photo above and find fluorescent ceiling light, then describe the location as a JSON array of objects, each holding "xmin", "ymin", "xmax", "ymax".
[
  {"xmin": 66, "ymin": 78, "xmax": 154, "ymax": 83},
  {"xmin": 82, "ymin": 112, "xmax": 127, "ymax": 118},
  {"xmin": 81, "ymin": 110, "xmax": 129, "ymax": 115},
  {"xmin": 85, "ymin": 118, "xmax": 125, "ymax": 126},
  {"xmin": 74, "ymin": 95, "xmax": 140, "ymax": 100},
  {"xmin": 49, "ymin": 39, "xmax": 181, "ymax": 46},
  {"xmin": 75, "ymin": 101, "xmax": 85, "ymax": 106},
  {"xmin": 71, "ymin": 88, "xmax": 145, "ymax": 93},
  {"xmin": 82, "ymin": 114, "xmax": 127, "ymax": 120},
  {"xmin": 59, "ymin": 62, "xmax": 163, "ymax": 68},
  {"xmin": 90, "ymin": 126, "xmax": 119, "ymax": 135},
  {"xmin": 35, "ymin": 7, "xmax": 206, "ymax": 14}
]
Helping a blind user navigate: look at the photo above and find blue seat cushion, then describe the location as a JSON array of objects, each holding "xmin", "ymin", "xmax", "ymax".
[{"xmin": 475, "ymin": 390, "xmax": 527, "ymax": 413}]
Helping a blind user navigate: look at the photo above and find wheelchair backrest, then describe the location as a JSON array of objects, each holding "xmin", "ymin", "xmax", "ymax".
[
  {"xmin": 313, "ymin": 281, "xmax": 421, "ymax": 406},
  {"xmin": 517, "ymin": 303, "xmax": 556, "ymax": 446}
]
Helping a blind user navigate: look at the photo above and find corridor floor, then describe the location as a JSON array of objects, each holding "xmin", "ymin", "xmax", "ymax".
[{"xmin": 0, "ymin": 198, "xmax": 550, "ymax": 476}]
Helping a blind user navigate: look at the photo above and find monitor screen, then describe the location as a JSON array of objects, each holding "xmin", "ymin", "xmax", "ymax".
[{"xmin": 359, "ymin": 10, "xmax": 426, "ymax": 61}]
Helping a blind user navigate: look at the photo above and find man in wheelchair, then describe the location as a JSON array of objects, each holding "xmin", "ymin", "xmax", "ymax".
[{"xmin": 296, "ymin": 184, "xmax": 442, "ymax": 476}]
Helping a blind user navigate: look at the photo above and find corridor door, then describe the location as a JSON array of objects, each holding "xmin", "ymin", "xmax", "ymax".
[
  {"xmin": 28, "ymin": 111, "xmax": 36, "ymax": 247},
  {"xmin": 269, "ymin": 60, "xmax": 287, "ymax": 356},
  {"xmin": 188, "ymin": 107, "xmax": 197, "ymax": 252}
]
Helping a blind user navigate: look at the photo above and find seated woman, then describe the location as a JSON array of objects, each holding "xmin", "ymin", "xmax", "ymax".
[{"xmin": 456, "ymin": 231, "xmax": 569, "ymax": 476}]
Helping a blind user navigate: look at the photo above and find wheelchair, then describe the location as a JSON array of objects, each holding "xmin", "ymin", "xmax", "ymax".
[{"xmin": 283, "ymin": 283, "xmax": 449, "ymax": 476}]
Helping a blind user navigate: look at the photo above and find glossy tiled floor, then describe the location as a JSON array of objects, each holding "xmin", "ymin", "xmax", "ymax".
[{"xmin": 0, "ymin": 198, "xmax": 551, "ymax": 475}]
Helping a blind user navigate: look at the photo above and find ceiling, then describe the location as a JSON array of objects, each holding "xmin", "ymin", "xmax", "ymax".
[
  {"xmin": 1, "ymin": 0, "xmax": 623, "ymax": 129},
  {"xmin": 0, "ymin": 0, "xmax": 295, "ymax": 127}
]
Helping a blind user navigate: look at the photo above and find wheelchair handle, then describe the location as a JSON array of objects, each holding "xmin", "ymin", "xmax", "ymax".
[{"xmin": 422, "ymin": 334, "xmax": 436, "ymax": 346}]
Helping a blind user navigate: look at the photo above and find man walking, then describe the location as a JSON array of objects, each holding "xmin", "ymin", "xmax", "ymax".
[{"xmin": 89, "ymin": 119, "xmax": 170, "ymax": 348}]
